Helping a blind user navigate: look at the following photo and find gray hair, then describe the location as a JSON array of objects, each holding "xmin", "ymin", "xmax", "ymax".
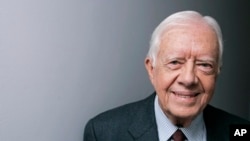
[{"xmin": 147, "ymin": 10, "xmax": 223, "ymax": 67}]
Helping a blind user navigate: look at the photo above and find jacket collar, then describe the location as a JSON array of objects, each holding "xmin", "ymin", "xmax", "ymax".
[{"xmin": 128, "ymin": 93, "xmax": 159, "ymax": 141}]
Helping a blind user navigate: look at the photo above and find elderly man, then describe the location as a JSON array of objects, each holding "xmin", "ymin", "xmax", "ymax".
[{"xmin": 84, "ymin": 10, "xmax": 249, "ymax": 141}]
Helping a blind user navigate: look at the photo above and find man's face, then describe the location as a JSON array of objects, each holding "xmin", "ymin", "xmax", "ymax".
[{"xmin": 145, "ymin": 24, "xmax": 220, "ymax": 124}]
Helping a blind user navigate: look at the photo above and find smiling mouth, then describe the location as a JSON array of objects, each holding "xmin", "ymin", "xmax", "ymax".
[{"xmin": 172, "ymin": 91, "xmax": 200, "ymax": 98}]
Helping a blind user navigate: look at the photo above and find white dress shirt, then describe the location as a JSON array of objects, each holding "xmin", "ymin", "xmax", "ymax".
[{"xmin": 154, "ymin": 95, "xmax": 207, "ymax": 141}]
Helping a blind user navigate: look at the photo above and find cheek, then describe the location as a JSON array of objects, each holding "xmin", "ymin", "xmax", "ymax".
[
  {"xmin": 152, "ymin": 70, "xmax": 179, "ymax": 107},
  {"xmin": 152, "ymin": 70, "xmax": 176, "ymax": 91},
  {"xmin": 199, "ymin": 75, "xmax": 217, "ymax": 102},
  {"xmin": 203, "ymin": 77, "xmax": 216, "ymax": 92}
]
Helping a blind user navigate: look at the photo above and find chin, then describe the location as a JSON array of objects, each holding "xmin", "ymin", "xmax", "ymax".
[
  {"xmin": 177, "ymin": 111, "xmax": 198, "ymax": 119},
  {"xmin": 168, "ymin": 110, "xmax": 200, "ymax": 127},
  {"xmin": 169, "ymin": 106, "xmax": 201, "ymax": 119}
]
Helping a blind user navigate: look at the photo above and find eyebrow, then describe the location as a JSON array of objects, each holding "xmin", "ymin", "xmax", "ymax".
[
  {"xmin": 160, "ymin": 56, "xmax": 185, "ymax": 62},
  {"xmin": 196, "ymin": 58, "xmax": 217, "ymax": 64}
]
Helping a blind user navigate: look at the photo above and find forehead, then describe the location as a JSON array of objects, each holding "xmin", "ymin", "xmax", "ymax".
[{"xmin": 158, "ymin": 24, "xmax": 219, "ymax": 58}]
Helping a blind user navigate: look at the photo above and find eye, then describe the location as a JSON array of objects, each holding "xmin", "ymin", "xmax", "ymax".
[
  {"xmin": 199, "ymin": 63, "xmax": 212, "ymax": 68},
  {"xmin": 166, "ymin": 60, "xmax": 182, "ymax": 70},
  {"xmin": 170, "ymin": 60, "xmax": 180, "ymax": 65},
  {"xmin": 197, "ymin": 63, "xmax": 214, "ymax": 74}
]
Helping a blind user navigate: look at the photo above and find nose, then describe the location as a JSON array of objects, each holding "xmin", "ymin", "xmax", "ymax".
[{"xmin": 177, "ymin": 62, "xmax": 198, "ymax": 87}]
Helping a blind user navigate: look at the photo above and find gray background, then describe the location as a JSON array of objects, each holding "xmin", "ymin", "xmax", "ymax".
[{"xmin": 0, "ymin": 0, "xmax": 249, "ymax": 141}]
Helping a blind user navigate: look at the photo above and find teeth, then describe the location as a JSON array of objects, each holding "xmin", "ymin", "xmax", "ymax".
[{"xmin": 175, "ymin": 94, "xmax": 196, "ymax": 98}]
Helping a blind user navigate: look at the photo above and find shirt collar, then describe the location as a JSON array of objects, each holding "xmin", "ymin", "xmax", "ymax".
[{"xmin": 154, "ymin": 95, "xmax": 206, "ymax": 141}]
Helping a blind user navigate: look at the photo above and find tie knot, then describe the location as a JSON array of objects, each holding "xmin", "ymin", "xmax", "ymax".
[{"xmin": 172, "ymin": 129, "xmax": 186, "ymax": 141}]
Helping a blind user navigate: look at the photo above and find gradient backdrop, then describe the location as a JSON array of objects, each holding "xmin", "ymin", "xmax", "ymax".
[{"xmin": 0, "ymin": 0, "xmax": 249, "ymax": 141}]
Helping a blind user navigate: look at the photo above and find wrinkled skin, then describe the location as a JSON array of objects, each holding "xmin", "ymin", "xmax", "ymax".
[{"xmin": 145, "ymin": 22, "xmax": 220, "ymax": 127}]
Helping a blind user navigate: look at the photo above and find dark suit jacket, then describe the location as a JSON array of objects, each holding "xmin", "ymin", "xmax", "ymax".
[{"xmin": 84, "ymin": 93, "xmax": 250, "ymax": 141}]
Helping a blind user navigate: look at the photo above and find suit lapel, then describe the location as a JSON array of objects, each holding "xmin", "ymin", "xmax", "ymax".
[{"xmin": 128, "ymin": 94, "xmax": 159, "ymax": 141}]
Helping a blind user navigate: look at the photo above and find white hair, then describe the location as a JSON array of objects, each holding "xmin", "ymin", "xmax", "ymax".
[{"xmin": 147, "ymin": 10, "xmax": 223, "ymax": 67}]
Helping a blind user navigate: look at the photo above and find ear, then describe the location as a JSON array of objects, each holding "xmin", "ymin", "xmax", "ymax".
[
  {"xmin": 145, "ymin": 57, "xmax": 155, "ymax": 82},
  {"xmin": 217, "ymin": 66, "xmax": 222, "ymax": 74}
]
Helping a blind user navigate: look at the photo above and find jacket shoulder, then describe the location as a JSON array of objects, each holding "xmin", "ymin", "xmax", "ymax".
[
  {"xmin": 204, "ymin": 105, "xmax": 250, "ymax": 141},
  {"xmin": 204, "ymin": 105, "xmax": 250, "ymax": 125},
  {"xmin": 84, "ymin": 94, "xmax": 156, "ymax": 141},
  {"xmin": 91, "ymin": 94, "xmax": 155, "ymax": 124}
]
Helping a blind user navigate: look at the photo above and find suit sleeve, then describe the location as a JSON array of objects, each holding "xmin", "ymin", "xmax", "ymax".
[{"xmin": 84, "ymin": 119, "xmax": 97, "ymax": 141}]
